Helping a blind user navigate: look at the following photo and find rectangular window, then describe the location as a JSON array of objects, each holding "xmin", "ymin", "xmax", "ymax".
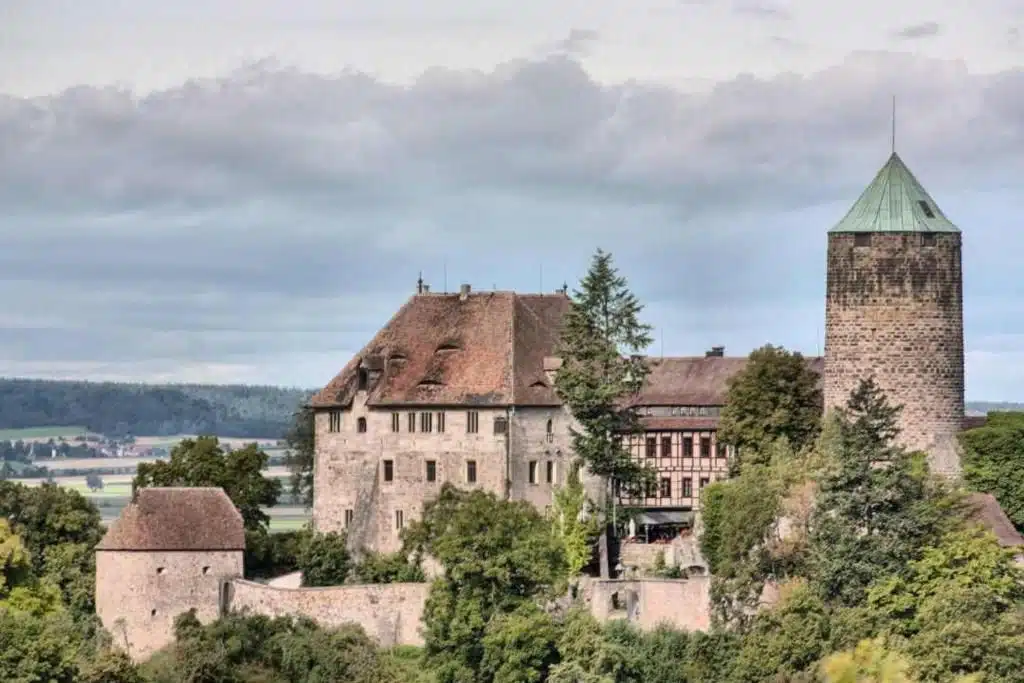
[
  {"xmin": 922, "ymin": 232, "xmax": 937, "ymax": 246},
  {"xmin": 407, "ymin": 412, "xmax": 416, "ymax": 433},
  {"xmin": 528, "ymin": 460, "xmax": 538, "ymax": 484},
  {"xmin": 682, "ymin": 437, "xmax": 693, "ymax": 458},
  {"xmin": 854, "ymin": 233, "xmax": 871, "ymax": 248},
  {"xmin": 700, "ymin": 477, "xmax": 710, "ymax": 490},
  {"xmin": 700, "ymin": 436, "xmax": 711, "ymax": 458},
  {"xmin": 425, "ymin": 460, "xmax": 437, "ymax": 482},
  {"xmin": 328, "ymin": 411, "xmax": 342, "ymax": 432},
  {"xmin": 344, "ymin": 509, "xmax": 354, "ymax": 528},
  {"xmin": 467, "ymin": 411, "xmax": 479, "ymax": 434},
  {"xmin": 437, "ymin": 412, "xmax": 446, "ymax": 433},
  {"xmin": 659, "ymin": 477, "xmax": 672, "ymax": 498},
  {"xmin": 645, "ymin": 437, "xmax": 657, "ymax": 458},
  {"xmin": 661, "ymin": 436, "xmax": 672, "ymax": 458},
  {"xmin": 395, "ymin": 510, "xmax": 404, "ymax": 530},
  {"xmin": 420, "ymin": 412, "xmax": 433, "ymax": 433},
  {"xmin": 716, "ymin": 442, "xmax": 728, "ymax": 459},
  {"xmin": 493, "ymin": 417, "xmax": 508, "ymax": 434},
  {"xmin": 682, "ymin": 478, "xmax": 693, "ymax": 498},
  {"xmin": 383, "ymin": 459, "xmax": 394, "ymax": 482},
  {"xmin": 391, "ymin": 412, "xmax": 400, "ymax": 433},
  {"xmin": 646, "ymin": 480, "xmax": 657, "ymax": 498},
  {"xmin": 546, "ymin": 460, "xmax": 554, "ymax": 484},
  {"xmin": 466, "ymin": 460, "xmax": 477, "ymax": 483}
]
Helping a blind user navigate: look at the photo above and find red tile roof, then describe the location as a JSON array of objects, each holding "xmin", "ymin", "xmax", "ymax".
[{"xmin": 97, "ymin": 487, "xmax": 245, "ymax": 551}]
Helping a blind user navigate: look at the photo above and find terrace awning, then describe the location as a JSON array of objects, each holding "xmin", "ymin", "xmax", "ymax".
[{"xmin": 636, "ymin": 510, "xmax": 694, "ymax": 526}]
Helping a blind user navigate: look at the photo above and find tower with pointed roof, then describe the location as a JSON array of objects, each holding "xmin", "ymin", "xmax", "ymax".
[{"xmin": 824, "ymin": 152, "xmax": 964, "ymax": 476}]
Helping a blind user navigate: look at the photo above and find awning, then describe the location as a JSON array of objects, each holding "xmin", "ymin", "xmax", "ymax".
[{"xmin": 636, "ymin": 510, "xmax": 694, "ymax": 526}]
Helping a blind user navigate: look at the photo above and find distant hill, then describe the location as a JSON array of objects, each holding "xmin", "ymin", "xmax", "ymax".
[
  {"xmin": 965, "ymin": 401, "xmax": 1024, "ymax": 416},
  {"xmin": 0, "ymin": 378, "xmax": 316, "ymax": 439}
]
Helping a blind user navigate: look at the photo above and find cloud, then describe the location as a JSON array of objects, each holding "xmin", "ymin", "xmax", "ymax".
[
  {"xmin": 732, "ymin": 0, "xmax": 792, "ymax": 20},
  {"xmin": 549, "ymin": 29, "xmax": 601, "ymax": 57},
  {"xmin": 1, "ymin": 52, "xmax": 1024, "ymax": 397},
  {"xmin": 894, "ymin": 21, "xmax": 942, "ymax": 39}
]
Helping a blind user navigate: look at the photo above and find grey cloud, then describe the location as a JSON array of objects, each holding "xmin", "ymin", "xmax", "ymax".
[
  {"xmin": 1, "ymin": 52, "xmax": 1024, "ymax": 390},
  {"xmin": 1009, "ymin": 27, "xmax": 1021, "ymax": 46},
  {"xmin": 894, "ymin": 21, "xmax": 941, "ymax": 39},
  {"xmin": 550, "ymin": 29, "xmax": 600, "ymax": 57},
  {"xmin": 732, "ymin": 1, "xmax": 792, "ymax": 20}
]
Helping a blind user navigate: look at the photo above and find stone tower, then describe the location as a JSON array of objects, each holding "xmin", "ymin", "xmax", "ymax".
[{"xmin": 824, "ymin": 152, "xmax": 964, "ymax": 476}]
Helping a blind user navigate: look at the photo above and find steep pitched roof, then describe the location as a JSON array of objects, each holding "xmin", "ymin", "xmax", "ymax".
[
  {"xmin": 97, "ymin": 487, "xmax": 245, "ymax": 551},
  {"xmin": 310, "ymin": 291, "xmax": 570, "ymax": 408},
  {"xmin": 965, "ymin": 492, "xmax": 1024, "ymax": 548},
  {"xmin": 830, "ymin": 153, "xmax": 959, "ymax": 234}
]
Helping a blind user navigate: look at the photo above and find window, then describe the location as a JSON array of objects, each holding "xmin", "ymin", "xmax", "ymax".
[
  {"xmin": 357, "ymin": 368, "xmax": 368, "ymax": 390},
  {"xmin": 700, "ymin": 436, "xmax": 711, "ymax": 458},
  {"xmin": 466, "ymin": 460, "xmax": 477, "ymax": 483},
  {"xmin": 854, "ymin": 233, "xmax": 871, "ymax": 248},
  {"xmin": 659, "ymin": 477, "xmax": 672, "ymax": 498},
  {"xmin": 917, "ymin": 200, "xmax": 936, "ymax": 219},
  {"xmin": 328, "ymin": 411, "xmax": 342, "ymax": 432},
  {"xmin": 344, "ymin": 509, "xmax": 354, "ymax": 528},
  {"xmin": 202, "ymin": 566, "xmax": 210, "ymax": 575},
  {"xmin": 528, "ymin": 460, "xmax": 538, "ymax": 484},
  {"xmin": 426, "ymin": 460, "xmax": 437, "ymax": 482},
  {"xmin": 700, "ymin": 477, "xmax": 710, "ymax": 490},
  {"xmin": 467, "ymin": 411, "xmax": 480, "ymax": 433},
  {"xmin": 645, "ymin": 437, "xmax": 657, "ymax": 458},
  {"xmin": 156, "ymin": 567, "xmax": 165, "ymax": 575},
  {"xmin": 493, "ymin": 417, "xmax": 508, "ymax": 435},
  {"xmin": 922, "ymin": 232, "xmax": 937, "ymax": 246},
  {"xmin": 546, "ymin": 460, "xmax": 555, "ymax": 484},
  {"xmin": 661, "ymin": 436, "xmax": 672, "ymax": 458},
  {"xmin": 420, "ymin": 412, "xmax": 433, "ymax": 432},
  {"xmin": 395, "ymin": 510, "xmax": 404, "ymax": 530},
  {"xmin": 383, "ymin": 460, "xmax": 394, "ymax": 482},
  {"xmin": 357, "ymin": 417, "xmax": 367, "ymax": 433},
  {"xmin": 682, "ymin": 436, "xmax": 693, "ymax": 458},
  {"xmin": 407, "ymin": 412, "xmax": 416, "ymax": 433},
  {"xmin": 437, "ymin": 412, "xmax": 446, "ymax": 432},
  {"xmin": 716, "ymin": 442, "xmax": 728, "ymax": 459},
  {"xmin": 682, "ymin": 478, "xmax": 693, "ymax": 498},
  {"xmin": 546, "ymin": 419, "xmax": 554, "ymax": 442},
  {"xmin": 391, "ymin": 412, "xmax": 400, "ymax": 433}
]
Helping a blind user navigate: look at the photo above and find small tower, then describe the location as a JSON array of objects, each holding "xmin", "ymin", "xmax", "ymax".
[{"xmin": 823, "ymin": 152, "xmax": 964, "ymax": 476}]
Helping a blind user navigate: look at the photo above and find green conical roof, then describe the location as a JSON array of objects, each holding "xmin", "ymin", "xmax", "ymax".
[{"xmin": 829, "ymin": 152, "xmax": 959, "ymax": 233}]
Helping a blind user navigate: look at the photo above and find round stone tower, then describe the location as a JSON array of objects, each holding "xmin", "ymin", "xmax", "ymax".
[{"xmin": 824, "ymin": 152, "xmax": 964, "ymax": 476}]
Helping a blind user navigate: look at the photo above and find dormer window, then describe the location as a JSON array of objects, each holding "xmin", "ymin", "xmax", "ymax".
[
  {"xmin": 357, "ymin": 417, "xmax": 367, "ymax": 433},
  {"xmin": 357, "ymin": 368, "xmax": 368, "ymax": 391}
]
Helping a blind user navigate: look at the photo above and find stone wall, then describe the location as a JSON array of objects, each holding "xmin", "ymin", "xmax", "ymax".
[
  {"xmin": 96, "ymin": 549, "xmax": 244, "ymax": 662},
  {"xmin": 824, "ymin": 232, "xmax": 964, "ymax": 475},
  {"xmin": 583, "ymin": 577, "xmax": 712, "ymax": 633},
  {"xmin": 226, "ymin": 579, "xmax": 430, "ymax": 646}
]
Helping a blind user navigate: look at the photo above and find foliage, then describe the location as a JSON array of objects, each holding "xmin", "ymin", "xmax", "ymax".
[
  {"xmin": 717, "ymin": 344, "xmax": 823, "ymax": 473},
  {"xmin": 0, "ymin": 520, "xmax": 32, "ymax": 595},
  {"xmin": 0, "ymin": 377, "xmax": 311, "ymax": 438},
  {"xmin": 478, "ymin": 602, "xmax": 559, "ymax": 683},
  {"xmin": 284, "ymin": 406, "xmax": 315, "ymax": 508},
  {"xmin": 551, "ymin": 463, "xmax": 600, "ymax": 578},
  {"xmin": 959, "ymin": 411, "xmax": 1024, "ymax": 530},
  {"xmin": 297, "ymin": 531, "xmax": 352, "ymax": 587},
  {"xmin": 134, "ymin": 436, "xmax": 282, "ymax": 531},
  {"xmin": 86, "ymin": 472, "xmax": 105, "ymax": 491},
  {"xmin": 820, "ymin": 639, "xmax": 982, "ymax": 683},
  {"xmin": 350, "ymin": 549, "xmax": 427, "ymax": 584},
  {"xmin": 404, "ymin": 484, "xmax": 567, "ymax": 682},
  {"xmin": 554, "ymin": 248, "xmax": 654, "ymax": 487},
  {"xmin": 244, "ymin": 529, "xmax": 307, "ymax": 580}
]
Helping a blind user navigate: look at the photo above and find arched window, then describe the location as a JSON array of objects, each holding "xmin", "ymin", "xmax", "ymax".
[
  {"xmin": 357, "ymin": 417, "xmax": 367, "ymax": 433},
  {"xmin": 546, "ymin": 419, "xmax": 553, "ymax": 433},
  {"xmin": 545, "ymin": 418, "xmax": 554, "ymax": 442}
]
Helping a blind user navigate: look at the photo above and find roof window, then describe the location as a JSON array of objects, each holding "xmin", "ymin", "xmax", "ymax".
[{"xmin": 917, "ymin": 200, "xmax": 936, "ymax": 218}]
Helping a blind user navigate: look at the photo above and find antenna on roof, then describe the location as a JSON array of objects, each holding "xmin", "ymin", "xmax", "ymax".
[
  {"xmin": 417, "ymin": 271, "xmax": 424, "ymax": 294},
  {"xmin": 891, "ymin": 95, "xmax": 896, "ymax": 154}
]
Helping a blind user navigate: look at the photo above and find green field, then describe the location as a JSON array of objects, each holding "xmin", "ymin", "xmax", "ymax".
[{"xmin": 0, "ymin": 426, "xmax": 93, "ymax": 441}]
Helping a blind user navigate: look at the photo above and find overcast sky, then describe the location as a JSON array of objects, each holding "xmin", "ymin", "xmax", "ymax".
[{"xmin": 1, "ymin": 0, "xmax": 1023, "ymax": 399}]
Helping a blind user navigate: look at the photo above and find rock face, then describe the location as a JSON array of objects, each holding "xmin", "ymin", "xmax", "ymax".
[{"xmin": 824, "ymin": 231, "xmax": 964, "ymax": 475}]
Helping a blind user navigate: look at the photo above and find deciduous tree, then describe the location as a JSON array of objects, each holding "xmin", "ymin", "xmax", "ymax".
[
  {"xmin": 959, "ymin": 411, "xmax": 1024, "ymax": 531},
  {"xmin": 284, "ymin": 406, "xmax": 315, "ymax": 509}
]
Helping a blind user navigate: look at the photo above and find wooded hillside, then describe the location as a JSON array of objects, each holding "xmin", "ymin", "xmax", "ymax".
[{"xmin": 0, "ymin": 378, "xmax": 314, "ymax": 438}]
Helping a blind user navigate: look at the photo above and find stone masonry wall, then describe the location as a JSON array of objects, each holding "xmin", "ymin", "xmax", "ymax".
[
  {"xmin": 584, "ymin": 577, "xmax": 712, "ymax": 633},
  {"xmin": 824, "ymin": 232, "xmax": 964, "ymax": 475},
  {"xmin": 227, "ymin": 580, "xmax": 430, "ymax": 646},
  {"xmin": 96, "ymin": 549, "xmax": 243, "ymax": 662}
]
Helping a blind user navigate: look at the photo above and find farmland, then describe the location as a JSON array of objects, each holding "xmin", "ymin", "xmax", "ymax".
[{"xmin": 0, "ymin": 425, "xmax": 95, "ymax": 441}]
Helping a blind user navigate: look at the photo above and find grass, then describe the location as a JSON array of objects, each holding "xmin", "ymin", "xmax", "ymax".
[{"xmin": 0, "ymin": 426, "xmax": 92, "ymax": 441}]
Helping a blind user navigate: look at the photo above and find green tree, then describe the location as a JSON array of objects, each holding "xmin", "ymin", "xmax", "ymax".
[
  {"xmin": 297, "ymin": 531, "xmax": 351, "ymax": 587},
  {"xmin": 350, "ymin": 550, "xmax": 426, "ymax": 584},
  {"xmin": 478, "ymin": 602, "xmax": 559, "ymax": 683},
  {"xmin": 959, "ymin": 411, "xmax": 1024, "ymax": 530},
  {"xmin": 134, "ymin": 436, "xmax": 281, "ymax": 532},
  {"xmin": 0, "ymin": 520, "xmax": 32, "ymax": 596},
  {"xmin": 551, "ymin": 463, "xmax": 600, "ymax": 579},
  {"xmin": 284, "ymin": 406, "xmax": 315, "ymax": 509},
  {"xmin": 403, "ymin": 485, "xmax": 566, "ymax": 682},
  {"xmin": 717, "ymin": 344, "xmax": 823, "ymax": 472},
  {"xmin": 85, "ymin": 473, "xmax": 105, "ymax": 492},
  {"xmin": 807, "ymin": 379, "xmax": 956, "ymax": 607}
]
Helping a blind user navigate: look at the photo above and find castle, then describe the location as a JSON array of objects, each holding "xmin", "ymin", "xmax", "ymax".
[{"xmin": 95, "ymin": 151, "xmax": 1023, "ymax": 661}]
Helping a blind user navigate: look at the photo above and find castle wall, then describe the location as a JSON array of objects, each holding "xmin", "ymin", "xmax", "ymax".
[
  {"xmin": 506, "ymin": 406, "xmax": 577, "ymax": 512},
  {"xmin": 96, "ymin": 549, "xmax": 243, "ymax": 662},
  {"xmin": 824, "ymin": 232, "xmax": 964, "ymax": 475},
  {"xmin": 226, "ymin": 579, "xmax": 430, "ymax": 646},
  {"xmin": 583, "ymin": 577, "xmax": 712, "ymax": 632}
]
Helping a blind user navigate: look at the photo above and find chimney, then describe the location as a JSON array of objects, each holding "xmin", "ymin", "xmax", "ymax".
[
  {"xmin": 705, "ymin": 346, "xmax": 725, "ymax": 357},
  {"xmin": 459, "ymin": 283, "xmax": 471, "ymax": 300}
]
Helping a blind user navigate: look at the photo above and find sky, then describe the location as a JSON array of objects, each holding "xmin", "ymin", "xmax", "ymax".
[{"xmin": 1, "ymin": 0, "xmax": 1023, "ymax": 400}]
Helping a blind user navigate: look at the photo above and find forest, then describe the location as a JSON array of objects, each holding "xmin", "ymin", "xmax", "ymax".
[{"xmin": 0, "ymin": 378, "xmax": 314, "ymax": 438}]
